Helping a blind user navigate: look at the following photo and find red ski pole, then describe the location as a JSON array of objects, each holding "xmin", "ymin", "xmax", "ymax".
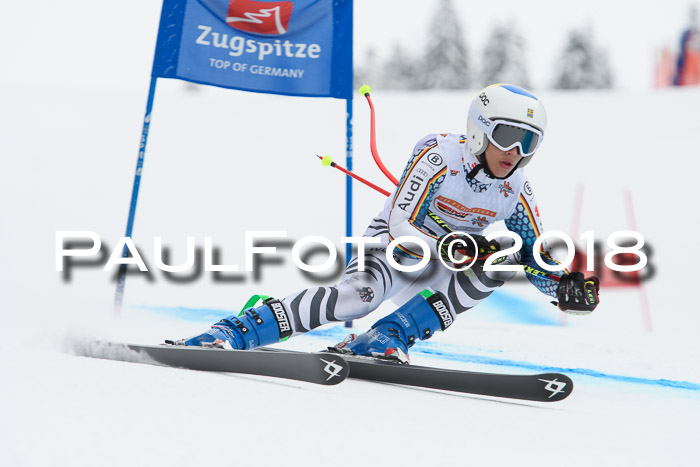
[
  {"xmin": 360, "ymin": 85, "xmax": 399, "ymax": 186},
  {"xmin": 317, "ymin": 155, "xmax": 391, "ymax": 197}
]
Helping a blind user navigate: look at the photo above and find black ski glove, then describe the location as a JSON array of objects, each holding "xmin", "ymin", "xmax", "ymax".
[
  {"xmin": 555, "ymin": 272, "xmax": 600, "ymax": 314},
  {"xmin": 438, "ymin": 232, "xmax": 500, "ymax": 265}
]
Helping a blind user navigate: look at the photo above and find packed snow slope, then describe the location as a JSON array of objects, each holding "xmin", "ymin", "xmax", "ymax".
[{"xmin": 2, "ymin": 79, "xmax": 700, "ymax": 466}]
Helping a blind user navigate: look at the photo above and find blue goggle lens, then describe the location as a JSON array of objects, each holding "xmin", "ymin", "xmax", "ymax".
[{"xmin": 490, "ymin": 123, "xmax": 540, "ymax": 156}]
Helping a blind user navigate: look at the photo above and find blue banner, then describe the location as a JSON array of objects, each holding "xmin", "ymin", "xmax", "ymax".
[{"xmin": 152, "ymin": 0, "xmax": 353, "ymax": 98}]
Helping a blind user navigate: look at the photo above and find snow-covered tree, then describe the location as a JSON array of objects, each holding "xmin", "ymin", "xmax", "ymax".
[
  {"xmin": 479, "ymin": 24, "xmax": 530, "ymax": 88},
  {"xmin": 553, "ymin": 28, "xmax": 613, "ymax": 89},
  {"xmin": 381, "ymin": 43, "xmax": 422, "ymax": 90},
  {"xmin": 421, "ymin": 0, "xmax": 470, "ymax": 89},
  {"xmin": 354, "ymin": 47, "xmax": 380, "ymax": 90}
]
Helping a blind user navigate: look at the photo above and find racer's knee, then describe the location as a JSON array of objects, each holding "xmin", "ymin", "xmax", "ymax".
[{"xmin": 333, "ymin": 273, "xmax": 385, "ymax": 320}]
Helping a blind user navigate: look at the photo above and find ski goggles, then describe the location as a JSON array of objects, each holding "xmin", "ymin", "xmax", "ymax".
[{"xmin": 469, "ymin": 105, "xmax": 543, "ymax": 157}]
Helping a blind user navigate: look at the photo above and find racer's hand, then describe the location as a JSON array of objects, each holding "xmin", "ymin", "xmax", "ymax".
[{"xmin": 555, "ymin": 272, "xmax": 600, "ymax": 314}]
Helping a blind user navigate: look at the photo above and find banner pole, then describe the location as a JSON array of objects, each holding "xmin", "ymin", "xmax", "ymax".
[
  {"xmin": 345, "ymin": 98, "xmax": 353, "ymax": 262},
  {"xmin": 345, "ymin": 97, "xmax": 353, "ymax": 328},
  {"xmin": 114, "ymin": 75, "xmax": 159, "ymax": 314}
]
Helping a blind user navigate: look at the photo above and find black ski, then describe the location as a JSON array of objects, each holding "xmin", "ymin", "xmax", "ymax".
[
  {"xmin": 75, "ymin": 341, "xmax": 349, "ymax": 386},
  {"xmin": 76, "ymin": 342, "xmax": 572, "ymax": 400},
  {"xmin": 340, "ymin": 354, "xmax": 572, "ymax": 402},
  {"xmin": 258, "ymin": 348, "xmax": 573, "ymax": 402}
]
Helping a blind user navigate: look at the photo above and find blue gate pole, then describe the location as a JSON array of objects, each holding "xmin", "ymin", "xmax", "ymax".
[
  {"xmin": 345, "ymin": 97, "xmax": 353, "ymax": 328},
  {"xmin": 114, "ymin": 75, "xmax": 158, "ymax": 314}
]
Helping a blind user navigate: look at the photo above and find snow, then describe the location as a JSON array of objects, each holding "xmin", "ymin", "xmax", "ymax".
[
  {"xmin": 2, "ymin": 316, "xmax": 699, "ymax": 466},
  {"xmin": 3, "ymin": 1, "xmax": 700, "ymax": 465}
]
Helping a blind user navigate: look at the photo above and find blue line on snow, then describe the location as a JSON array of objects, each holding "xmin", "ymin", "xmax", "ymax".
[
  {"xmin": 134, "ymin": 305, "xmax": 700, "ymax": 393},
  {"xmin": 132, "ymin": 304, "xmax": 236, "ymax": 322},
  {"xmin": 470, "ymin": 289, "xmax": 559, "ymax": 326},
  {"xmin": 416, "ymin": 346, "xmax": 700, "ymax": 392}
]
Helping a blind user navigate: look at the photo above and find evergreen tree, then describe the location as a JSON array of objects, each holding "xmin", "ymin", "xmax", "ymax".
[
  {"xmin": 381, "ymin": 43, "xmax": 422, "ymax": 90},
  {"xmin": 422, "ymin": 0, "xmax": 470, "ymax": 89},
  {"xmin": 553, "ymin": 28, "xmax": 613, "ymax": 89},
  {"xmin": 479, "ymin": 24, "xmax": 530, "ymax": 88},
  {"xmin": 354, "ymin": 47, "xmax": 380, "ymax": 90}
]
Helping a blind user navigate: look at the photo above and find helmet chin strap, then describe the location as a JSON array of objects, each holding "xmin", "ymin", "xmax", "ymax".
[{"xmin": 470, "ymin": 150, "xmax": 523, "ymax": 181}]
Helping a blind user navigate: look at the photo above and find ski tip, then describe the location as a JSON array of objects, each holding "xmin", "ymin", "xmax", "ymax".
[{"xmin": 535, "ymin": 373, "xmax": 574, "ymax": 402}]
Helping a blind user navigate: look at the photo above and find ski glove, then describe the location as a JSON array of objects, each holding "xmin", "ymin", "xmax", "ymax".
[
  {"xmin": 438, "ymin": 232, "xmax": 500, "ymax": 265},
  {"xmin": 555, "ymin": 272, "xmax": 600, "ymax": 314}
]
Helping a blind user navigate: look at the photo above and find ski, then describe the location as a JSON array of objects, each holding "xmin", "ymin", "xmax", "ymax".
[
  {"xmin": 75, "ymin": 341, "xmax": 349, "ymax": 386},
  {"xmin": 76, "ymin": 342, "xmax": 572, "ymax": 400},
  {"xmin": 258, "ymin": 348, "xmax": 573, "ymax": 402},
  {"xmin": 340, "ymin": 354, "xmax": 572, "ymax": 402}
]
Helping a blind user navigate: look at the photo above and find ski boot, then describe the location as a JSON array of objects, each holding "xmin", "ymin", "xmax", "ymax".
[
  {"xmin": 329, "ymin": 291, "xmax": 454, "ymax": 364},
  {"xmin": 168, "ymin": 297, "xmax": 293, "ymax": 350}
]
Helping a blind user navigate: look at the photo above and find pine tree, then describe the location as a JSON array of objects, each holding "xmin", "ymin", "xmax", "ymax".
[
  {"xmin": 479, "ymin": 24, "xmax": 530, "ymax": 88},
  {"xmin": 421, "ymin": 0, "xmax": 470, "ymax": 89},
  {"xmin": 354, "ymin": 47, "xmax": 380, "ymax": 90},
  {"xmin": 381, "ymin": 43, "xmax": 422, "ymax": 90},
  {"xmin": 553, "ymin": 28, "xmax": 613, "ymax": 89}
]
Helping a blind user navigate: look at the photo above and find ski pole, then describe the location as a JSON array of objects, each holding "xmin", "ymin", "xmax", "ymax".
[
  {"xmin": 319, "ymin": 153, "xmax": 560, "ymax": 281},
  {"xmin": 317, "ymin": 155, "xmax": 391, "ymax": 197},
  {"xmin": 360, "ymin": 85, "xmax": 399, "ymax": 186},
  {"xmin": 423, "ymin": 191, "xmax": 562, "ymax": 282}
]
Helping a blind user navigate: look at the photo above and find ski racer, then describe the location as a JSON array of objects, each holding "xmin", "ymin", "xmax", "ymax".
[{"xmin": 173, "ymin": 84, "xmax": 600, "ymax": 362}]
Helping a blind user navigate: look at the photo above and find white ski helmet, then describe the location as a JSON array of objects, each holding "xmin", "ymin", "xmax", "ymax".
[{"xmin": 466, "ymin": 84, "xmax": 547, "ymax": 169}]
